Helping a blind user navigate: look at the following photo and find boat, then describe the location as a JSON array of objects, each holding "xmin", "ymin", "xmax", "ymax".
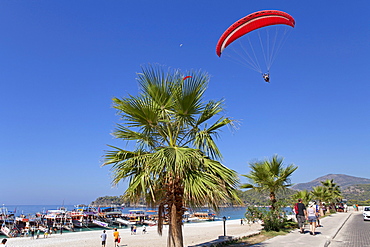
[
  {"xmin": 92, "ymin": 219, "xmax": 110, "ymax": 228},
  {"xmin": 70, "ymin": 206, "xmax": 98, "ymax": 228},
  {"xmin": 143, "ymin": 210, "xmax": 157, "ymax": 226},
  {"xmin": 63, "ymin": 223, "xmax": 74, "ymax": 231},
  {"xmin": 96, "ymin": 206, "xmax": 124, "ymax": 226},
  {"xmin": 0, "ymin": 225, "xmax": 12, "ymax": 238},
  {"xmin": 44, "ymin": 207, "xmax": 72, "ymax": 229},
  {"xmin": 0, "ymin": 205, "xmax": 18, "ymax": 237},
  {"xmin": 121, "ymin": 210, "xmax": 147, "ymax": 225},
  {"xmin": 115, "ymin": 218, "xmax": 134, "ymax": 226},
  {"xmin": 183, "ymin": 210, "xmax": 216, "ymax": 222},
  {"xmin": 0, "ymin": 206, "xmax": 15, "ymax": 225}
]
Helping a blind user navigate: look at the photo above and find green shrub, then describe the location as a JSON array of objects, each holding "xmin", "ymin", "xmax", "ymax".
[{"xmin": 244, "ymin": 204, "xmax": 289, "ymax": 232}]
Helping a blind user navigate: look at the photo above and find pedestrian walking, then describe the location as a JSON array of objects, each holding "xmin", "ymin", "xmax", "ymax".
[
  {"xmin": 142, "ymin": 226, "xmax": 147, "ymax": 234},
  {"xmin": 315, "ymin": 202, "xmax": 322, "ymax": 227},
  {"xmin": 100, "ymin": 230, "xmax": 107, "ymax": 247},
  {"xmin": 307, "ymin": 201, "xmax": 319, "ymax": 235},
  {"xmin": 240, "ymin": 218, "xmax": 244, "ymax": 225},
  {"xmin": 322, "ymin": 203, "xmax": 327, "ymax": 215},
  {"xmin": 294, "ymin": 198, "xmax": 307, "ymax": 234}
]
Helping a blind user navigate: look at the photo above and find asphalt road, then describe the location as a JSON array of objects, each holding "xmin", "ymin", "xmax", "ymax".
[{"xmin": 329, "ymin": 212, "xmax": 370, "ymax": 247}]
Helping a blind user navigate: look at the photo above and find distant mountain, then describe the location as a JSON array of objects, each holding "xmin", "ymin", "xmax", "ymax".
[{"xmin": 291, "ymin": 174, "xmax": 370, "ymax": 191}]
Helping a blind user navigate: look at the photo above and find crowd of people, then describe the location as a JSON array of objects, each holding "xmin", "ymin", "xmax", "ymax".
[{"xmin": 294, "ymin": 198, "xmax": 349, "ymax": 236}]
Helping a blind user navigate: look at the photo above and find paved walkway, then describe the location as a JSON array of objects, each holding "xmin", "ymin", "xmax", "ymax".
[{"xmin": 252, "ymin": 211, "xmax": 356, "ymax": 247}]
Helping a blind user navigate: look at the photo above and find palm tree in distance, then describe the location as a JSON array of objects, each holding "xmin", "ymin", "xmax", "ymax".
[
  {"xmin": 241, "ymin": 155, "xmax": 298, "ymax": 210},
  {"xmin": 103, "ymin": 65, "xmax": 241, "ymax": 247},
  {"xmin": 311, "ymin": 185, "xmax": 331, "ymax": 216},
  {"xmin": 291, "ymin": 189, "xmax": 312, "ymax": 206},
  {"xmin": 321, "ymin": 179, "xmax": 342, "ymax": 209}
]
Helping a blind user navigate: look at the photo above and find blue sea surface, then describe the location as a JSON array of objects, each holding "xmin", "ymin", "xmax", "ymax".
[
  {"xmin": 3, "ymin": 205, "xmax": 75, "ymax": 216},
  {"xmin": 4, "ymin": 205, "xmax": 293, "ymax": 220}
]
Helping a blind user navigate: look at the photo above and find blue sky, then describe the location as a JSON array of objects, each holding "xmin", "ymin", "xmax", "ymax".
[{"xmin": 1, "ymin": 1, "xmax": 369, "ymax": 205}]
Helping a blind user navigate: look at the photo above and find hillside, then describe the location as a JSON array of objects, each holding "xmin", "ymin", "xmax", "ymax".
[
  {"xmin": 237, "ymin": 188, "xmax": 296, "ymax": 206},
  {"xmin": 342, "ymin": 184, "xmax": 370, "ymax": 203},
  {"xmin": 291, "ymin": 174, "xmax": 370, "ymax": 191}
]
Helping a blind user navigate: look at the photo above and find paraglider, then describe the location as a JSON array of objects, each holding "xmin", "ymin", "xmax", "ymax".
[
  {"xmin": 262, "ymin": 73, "xmax": 270, "ymax": 83},
  {"xmin": 182, "ymin": 76, "xmax": 192, "ymax": 80},
  {"xmin": 216, "ymin": 10, "xmax": 295, "ymax": 82}
]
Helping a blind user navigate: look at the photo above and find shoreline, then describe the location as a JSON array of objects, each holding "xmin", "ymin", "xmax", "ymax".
[{"xmin": 2, "ymin": 219, "xmax": 262, "ymax": 247}]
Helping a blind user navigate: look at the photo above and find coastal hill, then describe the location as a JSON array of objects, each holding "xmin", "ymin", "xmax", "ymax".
[
  {"xmin": 92, "ymin": 174, "xmax": 370, "ymax": 206},
  {"xmin": 291, "ymin": 174, "xmax": 370, "ymax": 191}
]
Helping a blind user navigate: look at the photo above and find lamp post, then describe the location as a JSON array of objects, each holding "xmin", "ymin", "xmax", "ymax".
[{"xmin": 222, "ymin": 216, "xmax": 226, "ymax": 236}]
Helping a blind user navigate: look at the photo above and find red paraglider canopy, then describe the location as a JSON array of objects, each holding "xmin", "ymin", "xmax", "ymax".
[
  {"xmin": 216, "ymin": 10, "xmax": 295, "ymax": 57},
  {"xmin": 182, "ymin": 76, "xmax": 192, "ymax": 80}
]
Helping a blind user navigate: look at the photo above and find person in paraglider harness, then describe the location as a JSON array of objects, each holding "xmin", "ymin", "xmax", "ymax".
[{"xmin": 262, "ymin": 73, "xmax": 270, "ymax": 83}]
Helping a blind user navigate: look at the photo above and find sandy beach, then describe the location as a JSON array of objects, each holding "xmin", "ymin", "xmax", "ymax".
[{"xmin": 3, "ymin": 220, "xmax": 262, "ymax": 247}]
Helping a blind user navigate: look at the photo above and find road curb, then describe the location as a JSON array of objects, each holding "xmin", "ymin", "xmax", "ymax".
[{"xmin": 324, "ymin": 212, "xmax": 353, "ymax": 247}]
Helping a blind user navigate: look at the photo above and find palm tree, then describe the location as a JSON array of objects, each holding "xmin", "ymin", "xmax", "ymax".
[
  {"xmin": 241, "ymin": 155, "xmax": 297, "ymax": 210},
  {"xmin": 291, "ymin": 190, "xmax": 312, "ymax": 206},
  {"xmin": 103, "ymin": 65, "xmax": 241, "ymax": 247},
  {"xmin": 311, "ymin": 185, "xmax": 331, "ymax": 216},
  {"xmin": 321, "ymin": 179, "xmax": 342, "ymax": 210}
]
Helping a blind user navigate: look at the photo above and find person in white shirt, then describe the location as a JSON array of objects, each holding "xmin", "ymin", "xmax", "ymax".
[
  {"xmin": 306, "ymin": 201, "xmax": 319, "ymax": 235},
  {"xmin": 100, "ymin": 230, "xmax": 107, "ymax": 247}
]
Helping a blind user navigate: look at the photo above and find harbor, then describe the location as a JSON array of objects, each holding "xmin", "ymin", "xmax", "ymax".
[
  {"xmin": 0, "ymin": 204, "xmax": 259, "ymax": 239},
  {"xmin": 0, "ymin": 218, "xmax": 263, "ymax": 247}
]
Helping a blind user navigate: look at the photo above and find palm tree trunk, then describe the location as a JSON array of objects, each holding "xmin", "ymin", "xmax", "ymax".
[
  {"xmin": 167, "ymin": 203, "xmax": 183, "ymax": 247},
  {"xmin": 167, "ymin": 181, "xmax": 184, "ymax": 247},
  {"xmin": 270, "ymin": 192, "xmax": 276, "ymax": 211}
]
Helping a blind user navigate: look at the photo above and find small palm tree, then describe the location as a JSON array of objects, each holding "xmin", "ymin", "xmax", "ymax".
[
  {"xmin": 103, "ymin": 65, "xmax": 241, "ymax": 247},
  {"xmin": 241, "ymin": 155, "xmax": 298, "ymax": 210}
]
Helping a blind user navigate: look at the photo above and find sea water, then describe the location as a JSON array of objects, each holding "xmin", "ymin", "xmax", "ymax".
[{"xmin": 4, "ymin": 205, "xmax": 294, "ymax": 220}]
